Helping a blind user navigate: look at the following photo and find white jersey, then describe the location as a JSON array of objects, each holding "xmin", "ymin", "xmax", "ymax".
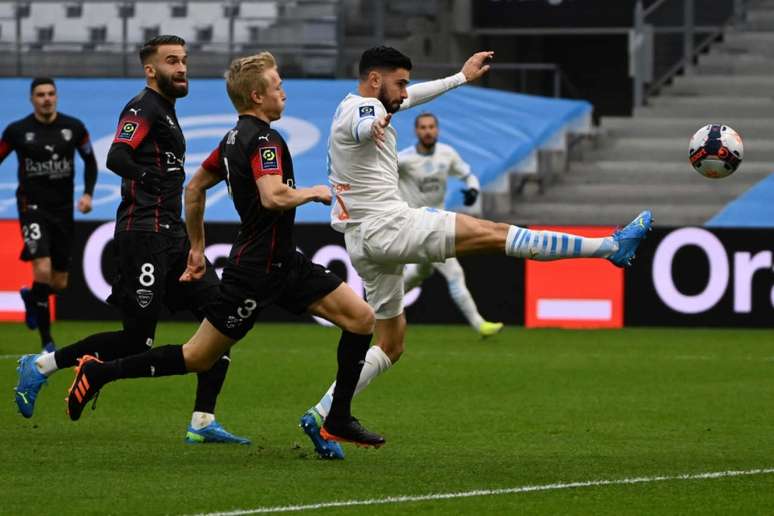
[
  {"xmin": 328, "ymin": 72, "xmax": 467, "ymax": 232},
  {"xmin": 397, "ymin": 143, "xmax": 478, "ymax": 209}
]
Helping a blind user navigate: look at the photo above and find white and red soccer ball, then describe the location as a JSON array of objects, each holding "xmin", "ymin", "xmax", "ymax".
[{"xmin": 688, "ymin": 124, "xmax": 743, "ymax": 179}]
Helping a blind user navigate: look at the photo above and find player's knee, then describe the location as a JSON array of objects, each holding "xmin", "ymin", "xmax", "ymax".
[
  {"xmin": 182, "ymin": 345, "xmax": 218, "ymax": 373},
  {"xmin": 345, "ymin": 304, "xmax": 375, "ymax": 335}
]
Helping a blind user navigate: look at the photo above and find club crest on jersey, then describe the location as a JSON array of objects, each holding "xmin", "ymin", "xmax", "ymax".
[
  {"xmin": 359, "ymin": 105, "xmax": 375, "ymax": 118},
  {"xmin": 25, "ymin": 132, "xmax": 35, "ymax": 142},
  {"xmin": 118, "ymin": 121, "xmax": 139, "ymax": 141},
  {"xmin": 260, "ymin": 147, "xmax": 279, "ymax": 170},
  {"xmin": 136, "ymin": 289, "xmax": 154, "ymax": 308},
  {"xmin": 61, "ymin": 128, "xmax": 72, "ymax": 141}
]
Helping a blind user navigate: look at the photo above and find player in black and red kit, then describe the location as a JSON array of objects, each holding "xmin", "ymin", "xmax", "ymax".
[
  {"xmin": 65, "ymin": 52, "xmax": 385, "ymax": 453},
  {"xmin": 14, "ymin": 36, "xmax": 247, "ymax": 445},
  {"xmin": 0, "ymin": 77, "xmax": 97, "ymax": 352}
]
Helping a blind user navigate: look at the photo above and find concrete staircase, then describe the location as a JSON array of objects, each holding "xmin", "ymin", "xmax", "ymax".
[{"xmin": 504, "ymin": 1, "xmax": 774, "ymax": 227}]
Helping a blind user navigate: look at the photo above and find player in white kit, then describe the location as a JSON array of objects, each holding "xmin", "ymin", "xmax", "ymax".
[
  {"xmin": 299, "ymin": 46, "xmax": 652, "ymax": 459},
  {"xmin": 399, "ymin": 112, "xmax": 503, "ymax": 337}
]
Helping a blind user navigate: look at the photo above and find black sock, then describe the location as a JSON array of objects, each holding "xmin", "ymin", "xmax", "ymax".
[
  {"xmin": 193, "ymin": 352, "xmax": 230, "ymax": 414},
  {"xmin": 101, "ymin": 344, "xmax": 188, "ymax": 382},
  {"xmin": 328, "ymin": 332, "xmax": 372, "ymax": 422},
  {"xmin": 31, "ymin": 282, "xmax": 52, "ymax": 346},
  {"xmin": 55, "ymin": 331, "xmax": 128, "ymax": 368}
]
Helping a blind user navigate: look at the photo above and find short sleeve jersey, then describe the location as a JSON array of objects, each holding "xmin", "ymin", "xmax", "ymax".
[
  {"xmin": 110, "ymin": 87, "xmax": 186, "ymax": 235},
  {"xmin": 201, "ymin": 115, "xmax": 296, "ymax": 271},
  {"xmin": 327, "ymin": 93, "xmax": 406, "ymax": 232},
  {"xmin": 0, "ymin": 113, "xmax": 92, "ymax": 217},
  {"xmin": 397, "ymin": 142, "xmax": 472, "ymax": 209}
]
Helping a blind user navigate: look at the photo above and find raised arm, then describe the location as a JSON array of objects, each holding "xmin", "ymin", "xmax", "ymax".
[{"xmin": 400, "ymin": 51, "xmax": 494, "ymax": 111}]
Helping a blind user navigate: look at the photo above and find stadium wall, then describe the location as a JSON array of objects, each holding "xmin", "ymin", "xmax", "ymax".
[{"xmin": 2, "ymin": 221, "xmax": 773, "ymax": 328}]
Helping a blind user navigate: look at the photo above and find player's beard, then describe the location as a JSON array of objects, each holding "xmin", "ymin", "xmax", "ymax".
[
  {"xmin": 156, "ymin": 71, "xmax": 189, "ymax": 99},
  {"xmin": 378, "ymin": 85, "xmax": 402, "ymax": 114}
]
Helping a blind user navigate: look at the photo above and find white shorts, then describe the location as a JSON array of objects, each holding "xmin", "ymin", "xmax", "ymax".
[{"xmin": 345, "ymin": 207, "xmax": 456, "ymax": 319}]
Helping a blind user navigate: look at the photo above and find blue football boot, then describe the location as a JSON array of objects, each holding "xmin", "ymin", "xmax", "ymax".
[
  {"xmin": 299, "ymin": 408, "xmax": 345, "ymax": 460},
  {"xmin": 608, "ymin": 210, "xmax": 653, "ymax": 267},
  {"xmin": 20, "ymin": 287, "xmax": 38, "ymax": 330},
  {"xmin": 14, "ymin": 354, "xmax": 47, "ymax": 418},
  {"xmin": 184, "ymin": 420, "xmax": 251, "ymax": 445}
]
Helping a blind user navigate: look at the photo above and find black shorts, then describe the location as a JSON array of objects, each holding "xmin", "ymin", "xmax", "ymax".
[
  {"xmin": 19, "ymin": 210, "xmax": 73, "ymax": 272},
  {"xmin": 107, "ymin": 231, "xmax": 220, "ymax": 322},
  {"xmin": 205, "ymin": 251, "xmax": 343, "ymax": 340}
]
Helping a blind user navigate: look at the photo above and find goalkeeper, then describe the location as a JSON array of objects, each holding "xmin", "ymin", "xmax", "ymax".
[{"xmin": 398, "ymin": 112, "xmax": 503, "ymax": 337}]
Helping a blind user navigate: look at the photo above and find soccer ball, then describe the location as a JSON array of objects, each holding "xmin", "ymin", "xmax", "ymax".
[{"xmin": 688, "ymin": 124, "xmax": 743, "ymax": 179}]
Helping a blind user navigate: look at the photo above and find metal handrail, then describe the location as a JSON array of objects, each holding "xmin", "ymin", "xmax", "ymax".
[{"xmin": 631, "ymin": 0, "xmax": 747, "ymax": 109}]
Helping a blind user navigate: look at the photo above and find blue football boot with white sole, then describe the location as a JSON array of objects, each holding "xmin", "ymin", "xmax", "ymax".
[
  {"xmin": 184, "ymin": 421, "xmax": 251, "ymax": 445},
  {"xmin": 14, "ymin": 354, "xmax": 47, "ymax": 418},
  {"xmin": 608, "ymin": 210, "xmax": 653, "ymax": 268},
  {"xmin": 300, "ymin": 408, "xmax": 345, "ymax": 460}
]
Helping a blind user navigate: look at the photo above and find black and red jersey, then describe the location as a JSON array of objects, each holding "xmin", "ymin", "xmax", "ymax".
[
  {"xmin": 108, "ymin": 87, "xmax": 186, "ymax": 235},
  {"xmin": 202, "ymin": 115, "xmax": 295, "ymax": 270},
  {"xmin": 0, "ymin": 113, "xmax": 96, "ymax": 217}
]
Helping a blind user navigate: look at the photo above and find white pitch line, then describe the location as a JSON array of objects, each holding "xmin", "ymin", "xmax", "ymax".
[{"xmin": 188, "ymin": 467, "xmax": 774, "ymax": 516}]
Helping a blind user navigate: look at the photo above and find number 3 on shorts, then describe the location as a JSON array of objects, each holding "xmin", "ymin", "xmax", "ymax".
[
  {"xmin": 139, "ymin": 263, "xmax": 156, "ymax": 287},
  {"xmin": 23, "ymin": 223, "xmax": 41, "ymax": 241}
]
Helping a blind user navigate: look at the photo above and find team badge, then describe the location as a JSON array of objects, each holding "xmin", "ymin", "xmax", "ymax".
[
  {"xmin": 359, "ymin": 105, "xmax": 375, "ymax": 117},
  {"xmin": 136, "ymin": 289, "xmax": 154, "ymax": 308},
  {"xmin": 61, "ymin": 128, "xmax": 72, "ymax": 141},
  {"xmin": 25, "ymin": 132, "xmax": 35, "ymax": 142},
  {"xmin": 260, "ymin": 147, "xmax": 279, "ymax": 170},
  {"xmin": 117, "ymin": 121, "xmax": 139, "ymax": 141}
]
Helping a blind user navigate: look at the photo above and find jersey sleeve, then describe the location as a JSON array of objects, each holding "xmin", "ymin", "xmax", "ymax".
[
  {"xmin": 351, "ymin": 101, "xmax": 383, "ymax": 143},
  {"xmin": 448, "ymin": 147, "xmax": 480, "ymax": 190},
  {"xmin": 249, "ymin": 131, "xmax": 285, "ymax": 179},
  {"xmin": 0, "ymin": 126, "xmax": 14, "ymax": 163},
  {"xmin": 76, "ymin": 123, "xmax": 98, "ymax": 196},
  {"xmin": 201, "ymin": 146, "xmax": 225, "ymax": 177},
  {"xmin": 112, "ymin": 104, "xmax": 154, "ymax": 149}
]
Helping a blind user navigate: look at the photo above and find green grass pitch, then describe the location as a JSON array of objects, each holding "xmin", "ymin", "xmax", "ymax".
[{"xmin": 2, "ymin": 321, "xmax": 773, "ymax": 515}]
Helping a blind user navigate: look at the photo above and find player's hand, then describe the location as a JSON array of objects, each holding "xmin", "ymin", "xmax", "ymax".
[
  {"xmin": 461, "ymin": 51, "xmax": 494, "ymax": 82},
  {"xmin": 179, "ymin": 249, "xmax": 206, "ymax": 282},
  {"xmin": 139, "ymin": 169, "xmax": 162, "ymax": 195},
  {"xmin": 461, "ymin": 188, "xmax": 479, "ymax": 206},
  {"xmin": 77, "ymin": 194, "xmax": 93, "ymax": 214},
  {"xmin": 312, "ymin": 185, "xmax": 332, "ymax": 205},
  {"xmin": 371, "ymin": 113, "xmax": 392, "ymax": 148}
]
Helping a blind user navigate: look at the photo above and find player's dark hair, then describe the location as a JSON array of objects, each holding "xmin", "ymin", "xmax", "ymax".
[
  {"xmin": 415, "ymin": 112, "xmax": 438, "ymax": 127},
  {"xmin": 30, "ymin": 77, "xmax": 55, "ymax": 94},
  {"xmin": 358, "ymin": 46, "xmax": 412, "ymax": 79},
  {"xmin": 139, "ymin": 35, "xmax": 186, "ymax": 64}
]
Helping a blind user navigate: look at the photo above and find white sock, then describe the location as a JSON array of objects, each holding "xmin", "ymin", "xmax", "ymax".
[
  {"xmin": 191, "ymin": 411, "xmax": 215, "ymax": 430},
  {"xmin": 448, "ymin": 278, "xmax": 485, "ymax": 329},
  {"xmin": 505, "ymin": 225, "xmax": 618, "ymax": 260},
  {"xmin": 314, "ymin": 345, "xmax": 393, "ymax": 419},
  {"xmin": 35, "ymin": 352, "xmax": 58, "ymax": 377}
]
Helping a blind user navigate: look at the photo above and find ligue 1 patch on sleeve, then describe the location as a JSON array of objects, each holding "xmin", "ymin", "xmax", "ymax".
[
  {"xmin": 117, "ymin": 121, "xmax": 139, "ymax": 141},
  {"xmin": 359, "ymin": 105, "xmax": 375, "ymax": 118},
  {"xmin": 260, "ymin": 146, "xmax": 279, "ymax": 170}
]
